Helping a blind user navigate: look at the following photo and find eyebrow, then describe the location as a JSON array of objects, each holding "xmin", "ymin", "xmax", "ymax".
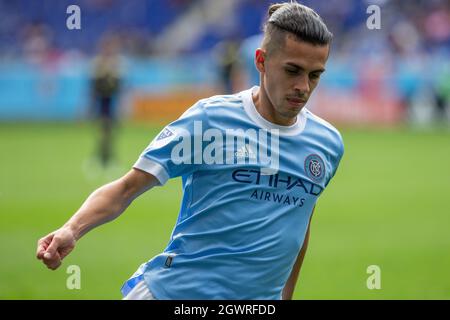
[{"xmin": 285, "ymin": 62, "xmax": 325, "ymax": 74}]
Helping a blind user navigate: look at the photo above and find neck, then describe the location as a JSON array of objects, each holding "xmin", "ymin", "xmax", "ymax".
[{"xmin": 252, "ymin": 86, "xmax": 297, "ymax": 126}]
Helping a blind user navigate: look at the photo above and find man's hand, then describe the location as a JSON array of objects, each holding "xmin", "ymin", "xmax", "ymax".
[
  {"xmin": 36, "ymin": 227, "xmax": 76, "ymax": 270},
  {"xmin": 36, "ymin": 169, "xmax": 159, "ymax": 271}
]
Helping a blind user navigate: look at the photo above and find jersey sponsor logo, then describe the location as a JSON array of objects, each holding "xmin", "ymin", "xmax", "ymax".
[
  {"xmin": 232, "ymin": 169, "xmax": 324, "ymax": 196},
  {"xmin": 250, "ymin": 189, "xmax": 306, "ymax": 207},
  {"xmin": 232, "ymin": 169, "xmax": 323, "ymax": 207},
  {"xmin": 304, "ymin": 154, "xmax": 325, "ymax": 182}
]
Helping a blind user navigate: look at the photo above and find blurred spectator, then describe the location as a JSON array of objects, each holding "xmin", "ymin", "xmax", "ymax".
[
  {"xmin": 435, "ymin": 63, "xmax": 450, "ymax": 121},
  {"xmin": 0, "ymin": 0, "xmax": 449, "ymax": 125},
  {"xmin": 91, "ymin": 36, "xmax": 122, "ymax": 168},
  {"xmin": 213, "ymin": 35, "xmax": 241, "ymax": 94},
  {"xmin": 20, "ymin": 21, "xmax": 61, "ymax": 66}
]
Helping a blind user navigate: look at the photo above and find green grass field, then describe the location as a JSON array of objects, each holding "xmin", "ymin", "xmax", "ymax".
[{"xmin": 1, "ymin": 122, "xmax": 450, "ymax": 299}]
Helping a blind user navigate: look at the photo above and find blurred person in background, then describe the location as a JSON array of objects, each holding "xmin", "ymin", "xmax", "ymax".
[
  {"xmin": 91, "ymin": 36, "xmax": 122, "ymax": 168},
  {"xmin": 20, "ymin": 21, "xmax": 57, "ymax": 65},
  {"xmin": 214, "ymin": 34, "xmax": 241, "ymax": 94},
  {"xmin": 435, "ymin": 66, "xmax": 450, "ymax": 122},
  {"xmin": 37, "ymin": 2, "xmax": 343, "ymax": 300}
]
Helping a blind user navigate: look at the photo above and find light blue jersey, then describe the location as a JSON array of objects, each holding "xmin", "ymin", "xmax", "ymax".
[{"xmin": 121, "ymin": 87, "xmax": 344, "ymax": 300}]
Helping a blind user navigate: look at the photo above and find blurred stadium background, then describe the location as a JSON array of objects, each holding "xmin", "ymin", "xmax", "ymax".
[{"xmin": 0, "ymin": 0, "xmax": 449, "ymax": 299}]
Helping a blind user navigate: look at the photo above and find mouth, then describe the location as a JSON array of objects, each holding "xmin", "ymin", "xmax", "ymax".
[{"xmin": 286, "ymin": 97, "xmax": 307, "ymax": 107}]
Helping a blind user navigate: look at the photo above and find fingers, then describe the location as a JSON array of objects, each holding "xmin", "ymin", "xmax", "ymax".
[
  {"xmin": 43, "ymin": 251, "xmax": 62, "ymax": 270},
  {"xmin": 36, "ymin": 245, "xmax": 46, "ymax": 260},
  {"xmin": 43, "ymin": 236, "xmax": 63, "ymax": 270},
  {"xmin": 44, "ymin": 237, "xmax": 59, "ymax": 258},
  {"xmin": 36, "ymin": 234, "xmax": 53, "ymax": 260},
  {"xmin": 37, "ymin": 234, "xmax": 62, "ymax": 270},
  {"xmin": 37, "ymin": 229, "xmax": 76, "ymax": 270}
]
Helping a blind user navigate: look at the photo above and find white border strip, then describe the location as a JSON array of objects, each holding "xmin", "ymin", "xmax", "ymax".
[{"xmin": 133, "ymin": 157, "xmax": 170, "ymax": 186}]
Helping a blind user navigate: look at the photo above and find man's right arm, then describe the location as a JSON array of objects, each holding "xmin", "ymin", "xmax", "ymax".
[{"xmin": 36, "ymin": 168, "xmax": 159, "ymax": 270}]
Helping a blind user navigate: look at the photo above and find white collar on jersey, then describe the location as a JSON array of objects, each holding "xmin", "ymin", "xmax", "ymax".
[{"xmin": 241, "ymin": 86, "xmax": 307, "ymax": 136}]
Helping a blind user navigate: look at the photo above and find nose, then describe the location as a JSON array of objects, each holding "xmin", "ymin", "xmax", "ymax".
[{"xmin": 294, "ymin": 74, "xmax": 310, "ymax": 95}]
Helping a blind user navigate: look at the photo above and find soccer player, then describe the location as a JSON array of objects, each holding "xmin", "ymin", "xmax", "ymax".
[
  {"xmin": 90, "ymin": 36, "xmax": 122, "ymax": 168},
  {"xmin": 36, "ymin": 2, "xmax": 344, "ymax": 300}
]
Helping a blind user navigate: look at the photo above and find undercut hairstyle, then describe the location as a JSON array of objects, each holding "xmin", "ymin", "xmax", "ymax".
[{"xmin": 262, "ymin": 2, "xmax": 333, "ymax": 57}]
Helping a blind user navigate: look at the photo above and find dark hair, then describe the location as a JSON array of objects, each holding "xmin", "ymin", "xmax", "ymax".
[{"xmin": 262, "ymin": 2, "xmax": 333, "ymax": 56}]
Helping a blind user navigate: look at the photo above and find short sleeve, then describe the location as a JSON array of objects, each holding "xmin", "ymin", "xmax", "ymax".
[
  {"xmin": 325, "ymin": 133, "xmax": 345, "ymax": 188},
  {"xmin": 133, "ymin": 102, "xmax": 207, "ymax": 185}
]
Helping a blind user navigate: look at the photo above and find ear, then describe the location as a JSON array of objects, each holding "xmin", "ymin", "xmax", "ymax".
[{"xmin": 255, "ymin": 48, "xmax": 266, "ymax": 73}]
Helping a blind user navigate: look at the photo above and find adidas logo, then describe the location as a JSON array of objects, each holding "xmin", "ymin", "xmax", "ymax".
[{"xmin": 235, "ymin": 145, "xmax": 257, "ymax": 159}]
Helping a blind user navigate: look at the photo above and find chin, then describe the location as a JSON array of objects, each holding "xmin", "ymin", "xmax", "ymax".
[
  {"xmin": 284, "ymin": 104, "xmax": 304, "ymax": 115},
  {"xmin": 279, "ymin": 109, "xmax": 300, "ymax": 120}
]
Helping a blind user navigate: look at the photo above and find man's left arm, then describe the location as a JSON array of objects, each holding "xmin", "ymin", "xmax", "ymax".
[{"xmin": 282, "ymin": 206, "xmax": 315, "ymax": 300}]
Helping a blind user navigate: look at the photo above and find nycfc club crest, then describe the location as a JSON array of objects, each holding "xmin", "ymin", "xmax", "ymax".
[{"xmin": 304, "ymin": 154, "xmax": 325, "ymax": 182}]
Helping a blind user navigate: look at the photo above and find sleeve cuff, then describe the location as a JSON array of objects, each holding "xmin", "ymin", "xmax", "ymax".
[{"xmin": 133, "ymin": 157, "xmax": 170, "ymax": 186}]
